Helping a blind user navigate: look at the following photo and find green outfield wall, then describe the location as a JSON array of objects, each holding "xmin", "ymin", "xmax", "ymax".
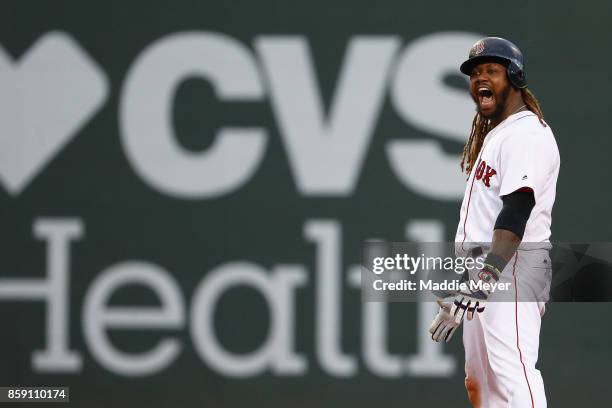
[{"xmin": 0, "ymin": 1, "xmax": 610, "ymax": 406}]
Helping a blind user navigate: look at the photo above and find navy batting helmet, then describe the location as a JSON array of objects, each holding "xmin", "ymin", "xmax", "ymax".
[{"xmin": 460, "ymin": 37, "xmax": 527, "ymax": 89}]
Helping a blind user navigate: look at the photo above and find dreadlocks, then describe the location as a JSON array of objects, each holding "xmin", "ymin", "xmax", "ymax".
[{"xmin": 460, "ymin": 88, "xmax": 546, "ymax": 174}]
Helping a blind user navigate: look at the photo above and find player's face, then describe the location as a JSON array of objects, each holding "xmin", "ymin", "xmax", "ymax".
[{"xmin": 469, "ymin": 62, "xmax": 511, "ymax": 120}]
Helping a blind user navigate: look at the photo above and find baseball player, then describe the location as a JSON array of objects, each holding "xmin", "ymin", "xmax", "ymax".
[{"xmin": 428, "ymin": 37, "xmax": 560, "ymax": 408}]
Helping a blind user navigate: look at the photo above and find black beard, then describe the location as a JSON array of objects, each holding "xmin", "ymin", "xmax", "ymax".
[{"xmin": 477, "ymin": 83, "xmax": 511, "ymax": 120}]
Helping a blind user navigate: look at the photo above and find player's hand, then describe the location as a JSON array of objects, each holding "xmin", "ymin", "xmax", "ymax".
[
  {"xmin": 429, "ymin": 299, "xmax": 461, "ymax": 342},
  {"xmin": 449, "ymin": 260, "xmax": 502, "ymax": 322},
  {"xmin": 450, "ymin": 295, "xmax": 486, "ymax": 324}
]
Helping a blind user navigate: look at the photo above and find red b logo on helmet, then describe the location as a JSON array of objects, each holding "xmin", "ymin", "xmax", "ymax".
[{"xmin": 473, "ymin": 40, "xmax": 485, "ymax": 55}]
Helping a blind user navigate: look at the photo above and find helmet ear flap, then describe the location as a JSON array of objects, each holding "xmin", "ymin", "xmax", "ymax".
[{"xmin": 507, "ymin": 62, "xmax": 527, "ymax": 89}]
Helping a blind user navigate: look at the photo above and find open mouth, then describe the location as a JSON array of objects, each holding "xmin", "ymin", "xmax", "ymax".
[{"xmin": 477, "ymin": 87, "xmax": 495, "ymax": 110}]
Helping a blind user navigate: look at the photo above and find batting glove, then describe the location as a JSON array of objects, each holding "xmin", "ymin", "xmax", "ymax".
[
  {"xmin": 429, "ymin": 299, "xmax": 461, "ymax": 342},
  {"xmin": 450, "ymin": 253, "xmax": 506, "ymax": 323},
  {"xmin": 450, "ymin": 294, "xmax": 486, "ymax": 325}
]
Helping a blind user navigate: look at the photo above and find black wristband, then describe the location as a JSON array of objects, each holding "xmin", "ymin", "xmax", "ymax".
[{"xmin": 483, "ymin": 252, "xmax": 508, "ymax": 276}]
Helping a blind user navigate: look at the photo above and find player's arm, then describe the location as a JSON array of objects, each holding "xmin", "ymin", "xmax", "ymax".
[
  {"xmin": 431, "ymin": 189, "xmax": 536, "ymax": 342},
  {"xmin": 486, "ymin": 187, "xmax": 536, "ymax": 271},
  {"xmin": 447, "ymin": 189, "xmax": 535, "ymax": 326}
]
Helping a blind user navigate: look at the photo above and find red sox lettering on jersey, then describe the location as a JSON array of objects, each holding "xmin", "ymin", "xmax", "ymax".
[{"xmin": 474, "ymin": 159, "xmax": 496, "ymax": 188}]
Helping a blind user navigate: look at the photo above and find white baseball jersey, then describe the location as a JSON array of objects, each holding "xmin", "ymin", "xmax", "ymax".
[{"xmin": 455, "ymin": 110, "xmax": 560, "ymax": 249}]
